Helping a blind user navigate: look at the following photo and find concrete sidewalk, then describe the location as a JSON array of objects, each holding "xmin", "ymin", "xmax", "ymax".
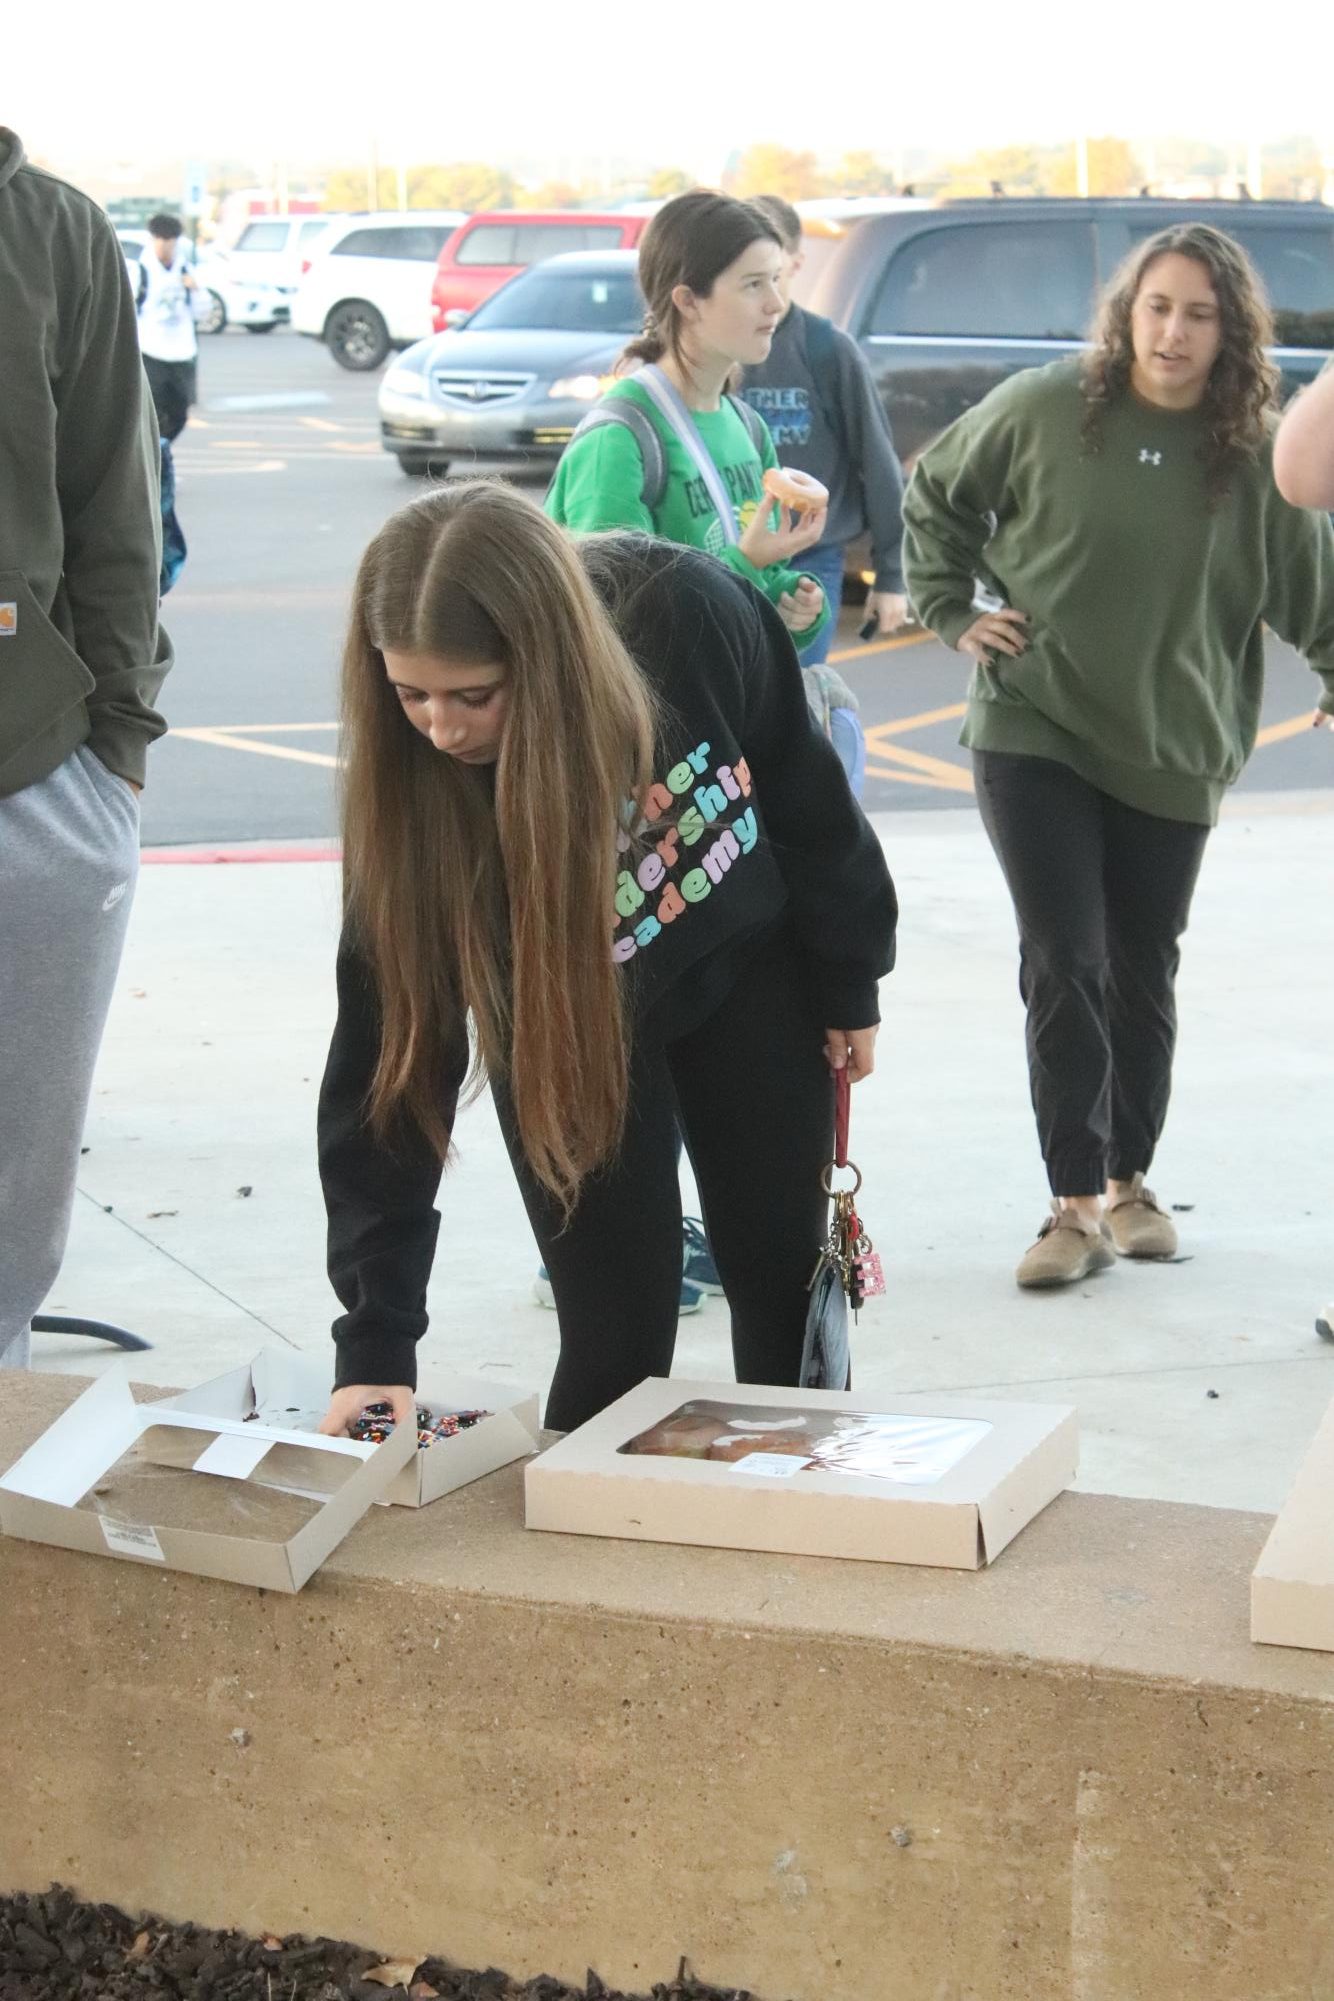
[{"xmin": 40, "ymin": 792, "xmax": 1334, "ymax": 1515}]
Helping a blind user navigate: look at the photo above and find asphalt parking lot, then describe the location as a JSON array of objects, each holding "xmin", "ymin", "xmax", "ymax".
[{"xmin": 145, "ymin": 331, "xmax": 1332, "ymax": 849}]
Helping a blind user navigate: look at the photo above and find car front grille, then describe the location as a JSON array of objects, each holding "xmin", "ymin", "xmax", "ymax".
[{"xmin": 431, "ymin": 371, "xmax": 534, "ymax": 407}]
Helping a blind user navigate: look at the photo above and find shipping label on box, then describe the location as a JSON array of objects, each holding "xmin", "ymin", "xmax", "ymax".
[
  {"xmin": 1252, "ymin": 1395, "xmax": 1334, "ymax": 1652},
  {"xmin": 0, "ymin": 1368, "xmax": 416, "ymax": 1591},
  {"xmin": 525, "ymin": 1378, "xmax": 1078, "ymax": 1570},
  {"xmin": 158, "ymin": 1348, "xmax": 539, "ymax": 1507}
]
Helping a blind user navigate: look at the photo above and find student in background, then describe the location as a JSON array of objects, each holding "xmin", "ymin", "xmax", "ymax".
[
  {"xmin": 547, "ymin": 189, "xmax": 831, "ymax": 652},
  {"xmin": 742, "ymin": 193, "xmax": 910, "ymax": 793},
  {"xmin": 546, "ymin": 189, "xmax": 835, "ymax": 1303},
  {"xmin": 135, "ymin": 212, "xmax": 198, "ymax": 593},
  {"xmin": 904, "ymin": 224, "xmax": 1334, "ymax": 1291}
]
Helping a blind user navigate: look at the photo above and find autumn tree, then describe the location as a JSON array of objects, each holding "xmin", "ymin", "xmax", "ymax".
[
  {"xmin": 646, "ymin": 166, "xmax": 694, "ymax": 199},
  {"xmin": 410, "ymin": 162, "xmax": 516, "ymax": 210},
  {"xmin": 832, "ymin": 151, "xmax": 898, "ymax": 197},
  {"xmin": 322, "ymin": 161, "xmax": 517, "ymax": 213},
  {"xmin": 1050, "ymin": 137, "xmax": 1140, "ymax": 197},
  {"xmin": 520, "ymin": 180, "xmax": 585, "ymax": 210},
  {"xmin": 732, "ymin": 144, "xmax": 827, "ymax": 202}
]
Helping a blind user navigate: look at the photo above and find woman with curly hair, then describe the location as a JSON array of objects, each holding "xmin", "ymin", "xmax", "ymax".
[{"xmin": 903, "ymin": 223, "xmax": 1334, "ymax": 1288}]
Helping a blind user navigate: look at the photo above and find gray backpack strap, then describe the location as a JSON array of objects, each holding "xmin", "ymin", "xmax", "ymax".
[
  {"xmin": 727, "ymin": 391, "xmax": 769, "ymax": 459},
  {"xmin": 564, "ymin": 398, "xmax": 667, "ymax": 514}
]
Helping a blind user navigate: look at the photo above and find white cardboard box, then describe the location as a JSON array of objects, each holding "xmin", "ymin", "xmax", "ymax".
[
  {"xmin": 1252, "ymin": 1395, "xmax": 1334, "ymax": 1651},
  {"xmin": 525, "ymin": 1378, "xmax": 1078, "ymax": 1570},
  {"xmin": 0, "ymin": 1368, "xmax": 416, "ymax": 1591},
  {"xmin": 158, "ymin": 1349, "xmax": 540, "ymax": 1508}
]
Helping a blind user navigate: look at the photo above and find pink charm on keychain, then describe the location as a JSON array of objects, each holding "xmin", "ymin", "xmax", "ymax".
[{"xmin": 854, "ymin": 1249, "xmax": 886, "ymax": 1299}]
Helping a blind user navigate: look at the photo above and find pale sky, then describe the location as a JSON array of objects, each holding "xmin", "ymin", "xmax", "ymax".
[{"xmin": 11, "ymin": 0, "xmax": 1334, "ymax": 174}]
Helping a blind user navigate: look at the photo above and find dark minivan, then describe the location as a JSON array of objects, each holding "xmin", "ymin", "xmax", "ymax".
[{"xmin": 799, "ymin": 198, "xmax": 1334, "ymax": 466}]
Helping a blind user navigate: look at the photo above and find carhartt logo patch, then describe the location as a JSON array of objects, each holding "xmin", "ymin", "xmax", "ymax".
[
  {"xmin": 102, "ymin": 881, "xmax": 128, "ymax": 913},
  {"xmin": 0, "ymin": 603, "xmax": 16, "ymax": 635}
]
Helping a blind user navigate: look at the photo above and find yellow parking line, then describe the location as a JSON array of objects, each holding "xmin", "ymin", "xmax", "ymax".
[
  {"xmin": 1255, "ymin": 710, "xmax": 1322, "ymax": 748},
  {"xmin": 170, "ymin": 727, "xmax": 339, "ymax": 770},
  {"xmin": 865, "ymin": 741, "xmax": 975, "ymax": 793},
  {"xmin": 865, "ymin": 702, "xmax": 968, "ymax": 743},
  {"xmin": 180, "ymin": 721, "xmax": 339, "ymax": 734},
  {"xmin": 827, "ymin": 629, "xmax": 933, "ymax": 666},
  {"xmin": 300, "ymin": 417, "xmax": 344, "ymax": 432},
  {"xmin": 864, "ymin": 763, "xmax": 959, "ymax": 789}
]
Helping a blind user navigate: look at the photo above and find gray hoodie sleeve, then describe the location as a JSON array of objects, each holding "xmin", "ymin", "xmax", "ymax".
[{"xmin": 830, "ymin": 330, "xmax": 906, "ymax": 595}]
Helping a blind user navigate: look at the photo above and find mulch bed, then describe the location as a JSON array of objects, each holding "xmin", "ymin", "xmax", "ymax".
[{"xmin": 0, "ymin": 1889, "xmax": 770, "ymax": 2001}]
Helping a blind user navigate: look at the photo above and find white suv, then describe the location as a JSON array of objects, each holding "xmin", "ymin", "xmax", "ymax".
[
  {"xmin": 224, "ymin": 213, "xmax": 344, "ymax": 293},
  {"xmin": 291, "ymin": 212, "xmax": 466, "ymax": 370}
]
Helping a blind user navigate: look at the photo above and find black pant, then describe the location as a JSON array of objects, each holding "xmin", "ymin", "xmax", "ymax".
[
  {"xmin": 974, "ymin": 750, "xmax": 1210, "ymax": 1196},
  {"xmin": 142, "ymin": 356, "xmax": 196, "ymax": 444},
  {"xmin": 494, "ymin": 934, "xmax": 835, "ymax": 1432}
]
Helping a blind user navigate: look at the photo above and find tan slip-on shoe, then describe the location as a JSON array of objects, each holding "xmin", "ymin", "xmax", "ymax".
[
  {"xmin": 1317, "ymin": 1303, "xmax": 1333, "ymax": 1343},
  {"xmin": 1016, "ymin": 1202, "xmax": 1116, "ymax": 1289},
  {"xmin": 1104, "ymin": 1176, "xmax": 1179, "ymax": 1260}
]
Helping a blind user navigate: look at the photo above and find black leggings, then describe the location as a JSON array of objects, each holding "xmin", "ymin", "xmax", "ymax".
[
  {"xmin": 974, "ymin": 750, "xmax": 1210, "ymax": 1196},
  {"xmin": 494, "ymin": 933, "xmax": 835, "ymax": 1432}
]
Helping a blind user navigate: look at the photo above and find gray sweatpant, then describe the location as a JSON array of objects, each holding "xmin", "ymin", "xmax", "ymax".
[{"xmin": 0, "ymin": 747, "xmax": 140, "ymax": 1368}]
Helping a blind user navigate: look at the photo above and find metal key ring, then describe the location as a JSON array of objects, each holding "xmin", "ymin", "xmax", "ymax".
[{"xmin": 821, "ymin": 1160, "xmax": 863, "ymax": 1197}]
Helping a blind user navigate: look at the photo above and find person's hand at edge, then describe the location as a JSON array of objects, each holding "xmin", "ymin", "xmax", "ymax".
[
  {"xmin": 739, "ymin": 503, "xmax": 829, "ymax": 569},
  {"xmin": 319, "ymin": 1383, "xmax": 416, "ymax": 1436},
  {"xmin": 958, "ymin": 607, "xmax": 1029, "ymax": 662},
  {"xmin": 824, "ymin": 1026, "xmax": 878, "ymax": 1083},
  {"xmin": 777, "ymin": 578, "xmax": 825, "ymax": 633}
]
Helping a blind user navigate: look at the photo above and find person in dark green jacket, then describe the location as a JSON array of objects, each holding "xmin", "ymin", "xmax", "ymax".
[
  {"xmin": 0, "ymin": 129, "xmax": 171, "ymax": 1368},
  {"xmin": 904, "ymin": 222, "xmax": 1334, "ymax": 1291}
]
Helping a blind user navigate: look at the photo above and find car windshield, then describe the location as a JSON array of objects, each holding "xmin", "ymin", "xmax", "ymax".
[{"xmin": 467, "ymin": 266, "xmax": 643, "ymax": 334}]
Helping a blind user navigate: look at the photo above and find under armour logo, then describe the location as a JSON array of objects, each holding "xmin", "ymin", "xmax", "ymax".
[
  {"xmin": 1139, "ymin": 449, "xmax": 1163, "ymax": 466},
  {"xmin": 102, "ymin": 881, "xmax": 128, "ymax": 913}
]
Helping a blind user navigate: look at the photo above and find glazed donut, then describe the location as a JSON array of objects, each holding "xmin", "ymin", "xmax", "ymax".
[{"xmin": 762, "ymin": 465, "xmax": 830, "ymax": 515}]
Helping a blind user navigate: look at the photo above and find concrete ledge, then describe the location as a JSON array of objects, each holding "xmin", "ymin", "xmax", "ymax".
[{"xmin": 5, "ymin": 1373, "xmax": 1334, "ymax": 2000}]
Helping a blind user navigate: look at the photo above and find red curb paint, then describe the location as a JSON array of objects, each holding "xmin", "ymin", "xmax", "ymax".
[{"xmin": 140, "ymin": 844, "xmax": 342, "ymax": 865}]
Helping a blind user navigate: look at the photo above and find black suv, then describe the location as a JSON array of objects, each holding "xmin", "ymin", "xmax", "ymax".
[{"xmin": 801, "ymin": 197, "xmax": 1333, "ymax": 465}]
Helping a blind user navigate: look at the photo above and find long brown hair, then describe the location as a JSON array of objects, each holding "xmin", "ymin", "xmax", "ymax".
[
  {"xmin": 1081, "ymin": 223, "xmax": 1279, "ymax": 504},
  {"xmin": 340, "ymin": 481, "xmax": 658, "ymax": 1213},
  {"xmin": 620, "ymin": 188, "xmax": 781, "ymax": 379}
]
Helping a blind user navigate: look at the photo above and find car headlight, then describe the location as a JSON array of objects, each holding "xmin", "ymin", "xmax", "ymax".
[
  {"xmin": 383, "ymin": 366, "xmax": 428, "ymax": 399},
  {"xmin": 550, "ymin": 373, "xmax": 614, "ymax": 402}
]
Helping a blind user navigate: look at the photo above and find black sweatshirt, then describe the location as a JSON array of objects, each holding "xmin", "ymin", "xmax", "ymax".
[
  {"xmin": 318, "ymin": 539, "xmax": 898, "ymax": 1391},
  {"xmin": 741, "ymin": 304, "xmax": 907, "ymax": 593}
]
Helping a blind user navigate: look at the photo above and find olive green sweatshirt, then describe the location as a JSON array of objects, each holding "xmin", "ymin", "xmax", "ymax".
[
  {"xmin": 0, "ymin": 128, "xmax": 170, "ymax": 797},
  {"xmin": 903, "ymin": 358, "xmax": 1334, "ymax": 824}
]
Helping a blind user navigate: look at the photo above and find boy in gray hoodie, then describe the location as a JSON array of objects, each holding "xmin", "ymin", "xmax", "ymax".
[{"xmin": 0, "ymin": 128, "xmax": 172, "ymax": 1368}]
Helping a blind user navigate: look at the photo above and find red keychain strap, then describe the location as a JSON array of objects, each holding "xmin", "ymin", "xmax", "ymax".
[{"xmin": 834, "ymin": 1064, "xmax": 851, "ymax": 1169}]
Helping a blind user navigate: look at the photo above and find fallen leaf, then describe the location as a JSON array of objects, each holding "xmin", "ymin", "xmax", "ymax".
[
  {"xmin": 147, "ymin": 1210, "xmax": 178, "ymax": 1219},
  {"xmin": 128, "ymin": 1932, "xmax": 152, "ymax": 1961},
  {"xmin": 236, "ymin": 1185, "xmax": 253, "ymax": 1198},
  {"xmin": 363, "ymin": 1961, "xmax": 423, "ymax": 1988}
]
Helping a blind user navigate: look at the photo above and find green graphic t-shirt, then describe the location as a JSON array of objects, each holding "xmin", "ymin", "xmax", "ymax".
[{"xmin": 545, "ymin": 377, "xmax": 831, "ymax": 644}]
